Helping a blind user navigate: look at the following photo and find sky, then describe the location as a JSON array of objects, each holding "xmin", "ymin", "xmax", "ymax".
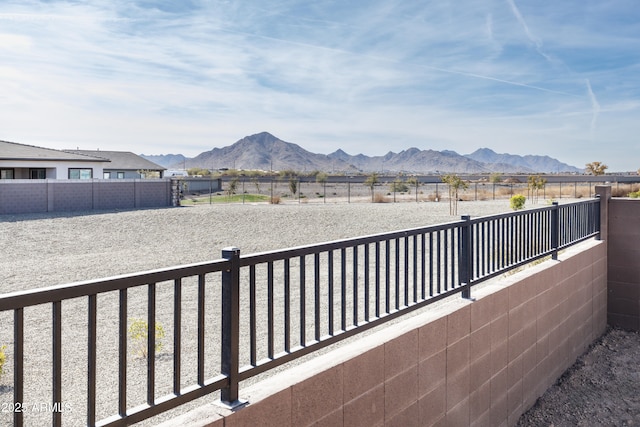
[{"xmin": 1, "ymin": 1, "xmax": 639, "ymax": 172}]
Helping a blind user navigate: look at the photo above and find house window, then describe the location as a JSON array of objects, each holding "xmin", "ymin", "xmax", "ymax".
[
  {"xmin": 30, "ymin": 168, "xmax": 46, "ymax": 179},
  {"xmin": 103, "ymin": 172, "xmax": 111, "ymax": 179},
  {"xmin": 69, "ymin": 168, "xmax": 93, "ymax": 179},
  {"xmin": 0, "ymin": 169, "xmax": 14, "ymax": 179},
  {"xmin": 117, "ymin": 172, "xmax": 125, "ymax": 179}
]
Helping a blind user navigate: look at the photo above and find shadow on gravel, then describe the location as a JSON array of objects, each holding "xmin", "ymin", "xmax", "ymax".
[{"xmin": 0, "ymin": 206, "xmax": 174, "ymax": 223}]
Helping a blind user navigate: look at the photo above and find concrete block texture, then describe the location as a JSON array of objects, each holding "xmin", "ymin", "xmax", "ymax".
[
  {"xmin": 608, "ymin": 198, "xmax": 640, "ymax": 330},
  {"xmin": 159, "ymin": 241, "xmax": 606, "ymax": 427},
  {"xmin": 0, "ymin": 179, "xmax": 172, "ymax": 214}
]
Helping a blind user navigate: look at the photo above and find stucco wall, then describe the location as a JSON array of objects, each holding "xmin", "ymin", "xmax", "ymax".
[
  {"xmin": 161, "ymin": 239, "xmax": 607, "ymax": 427},
  {"xmin": 607, "ymin": 198, "xmax": 640, "ymax": 330},
  {"xmin": 0, "ymin": 160, "xmax": 106, "ymax": 179},
  {"xmin": 0, "ymin": 179, "xmax": 172, "ymax": 214}
]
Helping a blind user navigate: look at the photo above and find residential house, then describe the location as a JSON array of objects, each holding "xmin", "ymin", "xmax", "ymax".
[
  {"xmin": 0, "ymin": 140, "xmax": 166, "ymax": 179},
  {"xmin": 0, "ymin": 140, "xmax": 108, "ymax": 179},
  {"xmin": 64, "ymin": 150, "xmax": 166, "ymax": 179}
]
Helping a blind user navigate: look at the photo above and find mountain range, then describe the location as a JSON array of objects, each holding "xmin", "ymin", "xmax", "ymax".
[{"xmin": 141, "ymin": 132, "xmax": 581, "ymax": 174}]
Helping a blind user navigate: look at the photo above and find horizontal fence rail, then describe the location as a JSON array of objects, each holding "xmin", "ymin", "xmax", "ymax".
[{"xmin": 0, "ymin": 199, "xmax": 600, "ymax": 426}]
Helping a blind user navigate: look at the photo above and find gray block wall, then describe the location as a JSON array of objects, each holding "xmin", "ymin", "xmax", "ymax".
[{"xmin": 0, "ymin": 179, "xmax": 173, "ymax": 215}]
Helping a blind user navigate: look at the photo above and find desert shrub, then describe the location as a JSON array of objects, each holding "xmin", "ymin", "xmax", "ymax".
[
  {"xmin": 490, "ymin": 173, "xmax": 503, "ymax": 183},
  {"xmin": 389, "ymin": 180, "xmax": 409, "ymax": 193},
  {"xmin": 0, "ymin": 345, "xmax": 6, "ymax": 380},
  {"xmin": 128, "ymin": 318, "xmax": 165, "ymax": 358},
  {"xmin": 510, "ymin": 194, "xmax": 526, "ymax": 210},
  {"xmin": 373, "ymin": 193, "xmax": 389, "ymax": 203},
  {"xmin": 270, "ymin": 195, "xmax": 281, "ymax": 204},
  {"xmin": 611, "ymin": 187, "xmax": 628, "ymax": 197}
]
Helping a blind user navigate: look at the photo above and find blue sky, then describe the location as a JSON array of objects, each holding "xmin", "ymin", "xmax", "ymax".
[{"xmin": 1, "ymin": 1, "xmax": 639, "ymax": 171}]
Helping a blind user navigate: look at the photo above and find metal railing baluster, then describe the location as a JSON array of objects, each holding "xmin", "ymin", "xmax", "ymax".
[
  {"xmin": 118, "ymin": 289, "xmax": 127, "ymax": 417},
  {"xmin": 284, "ymin": 259, "xmax": 291, "ymax": 353},
  {"xmin": 173, "ymin": 279, "xmax": 182, "ymax": 394},
  {"xmin": 340, "ymin": 248, "xmax": 347, "ymax": 331},
  {"xmin": 14, "ymin": 308, "xmax": 24, "ymax": 427},
  {"xmin": 353, "ymin": 246, "xmax": 358, "ymax": 326},
  {"xmin": 88, "ymin": 295, "xmax": 97, "ymax": 426},
  {"xmin": 147, "ymin": 283, "xmax": 156, "ymax": 406},
  {"xmin": 375, "ymin": 242, "xmax": 381, "ymax": 318},
  {"xmin": 328, "ymin": 250, "xmax": 334, "ymax": 336},
  {"xmin": 267, "ymin": 261, "xmax": 274, "ymax": 359},
  {"xmin": 364, "ymin": 244, "xmax": 370, "ymax": 321},
  {"xmin": 300, "ymin": 255, "xmax": 306, "ymax": 347},
  {"xmin": 197, "ymin": 274, "xmax": 205, "ymax": 385},
  {"xmin": 0, "ymin": 198, "xmax": 602, "ymax": 427},
  {"xmin": 313, "ymin": 253, "xmax": 320, "ymax": 342},
  {"xmin": 249, "ymin": 266, "xmax": 257, "ymax": 365}
]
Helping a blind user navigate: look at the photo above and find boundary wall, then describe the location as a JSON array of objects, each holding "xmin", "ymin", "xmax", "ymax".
[
  {"xmin": 607, "ymin": 198, "xmax": 640, "ymax": 330},
  {"xmin": 0, "ymin": 179, "xmax": 174, "ymax": 214},
  {"xmin": 162, "ymin": 239, "xmax": 607, "ymax": 427}
]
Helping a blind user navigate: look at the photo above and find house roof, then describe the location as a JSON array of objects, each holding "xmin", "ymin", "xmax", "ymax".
[
  {"xmin": 64, "ymin": 150, "xmax": 166, "ymax": 171},
  {"xmin": 0, "ymin": 140, "xmax": 109, "ymax": 162}
]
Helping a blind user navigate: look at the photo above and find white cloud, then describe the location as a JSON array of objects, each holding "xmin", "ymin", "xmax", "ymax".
[
  {"xmin": 0, "ymin": 33, "xmax": 32, "ymax": 50},
  {"xmin": 0, "ymin": 0, "xmax": 638, "ymax": 170}
]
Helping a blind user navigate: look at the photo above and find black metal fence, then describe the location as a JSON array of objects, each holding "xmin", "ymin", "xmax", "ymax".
[{"xmin": 0, "ymin": 199, "xmax": 600, "ymax": 426}]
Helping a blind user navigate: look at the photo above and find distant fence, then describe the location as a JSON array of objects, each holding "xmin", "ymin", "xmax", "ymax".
[
  {"xmin": 0, "ymin": 179, "xmax": 178, "ymax": 215},
  {"xmin": 216, "ymin": 175, "xmax": 639, "ymax": 203},
  {"xmin": 0, "ymin": 198, "xmax": 600, "ymax": 426}
]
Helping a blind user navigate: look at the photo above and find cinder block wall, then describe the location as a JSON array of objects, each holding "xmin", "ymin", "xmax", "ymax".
[
  {"xmin": 163, "ymin": 240, "xmax": 607, "ymax": 427},
  {"xmin": 607, "ymin": 198, "xmax": 640, "ymax": 330},
  {"xmin": 0, "ymin": 181, "xmax": 48, "ymax": 214},
  {"xmin": 0, "ymin": 180, "xmax": 172, "ymax": 214}
]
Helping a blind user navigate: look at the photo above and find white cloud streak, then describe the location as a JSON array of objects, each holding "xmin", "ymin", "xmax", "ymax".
[
  {"xmin": 585, "ymin": 79, "xmax": 601, "ymax": 136},
  {"xmin": 0, "ymin": 0, "xmax": 638, "ymax": 170},
  {"xmin": 506, "ymin": 0, "xmax": 554, "ymax": 63}
]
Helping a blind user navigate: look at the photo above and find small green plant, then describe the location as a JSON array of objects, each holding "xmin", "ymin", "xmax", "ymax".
[
  {"xmin": 225, "ymin": 178, "xmax": 238, "ymax": 199},
  {"xmin": 128, "ymin": 318, "xmax": 165, "ymax": 358},
  {"xmin": 490, "ymin": 172, "xmax": 503, "ymax": 184},
  {"xmin": 629, "ymin": 189, "xmax": 640, "ymax": 198},
  {"xmin": 389, "ymin": 179, "xmax": 409, "ymax": 193},
  {"xmin": 527, "ymin": 175, "xmax": 547, "ymax": 204},
  {"xmin": 441, "ymin": 174, "xmax": 468, "ymax": 215},
  {"xmin": 0, "ymin": 345, "xmax": 6, "ymax": 380},
  {"xmin": 510, "ymin": 194, "xmax": 526, "ymax": 210}
]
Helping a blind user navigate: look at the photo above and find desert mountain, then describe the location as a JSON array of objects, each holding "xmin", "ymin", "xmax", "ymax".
[
  {"xmin": 178, "ymin": 132, "xmax": 357, "ymax": 173},
  {"xmin": 329, "ymin": 147, "xmax": 517, "ymax": 174},
  {"xmin": 465, "ymin": 148, "xmax": 579, "ymax": 174},
  {"xmin": 139, "ymin": 153, "xmax": 186, "ymax": 168},
  {"xmin": 142, "ymin": 132, "xmax": 581, "ymax": 174}
]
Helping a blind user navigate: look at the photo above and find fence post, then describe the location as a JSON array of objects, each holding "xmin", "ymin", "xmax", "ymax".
[
  {"xmin": 595, "ymin": 185, "xmax": 611, "ymax": 241},
  {"xmin": 551, "ymin": 202, "xmax": 559, "ymax": 260},
  {"xmin": 220, "ymin": 247, "xmax": 246, "ymax": 408},
  {"xmin": 460, "ymin": 215, "xmax": 472, "ymax": 299},
  {"xmin": 170, "ymin": 178, "xmax": 181, "ymax": 207}
]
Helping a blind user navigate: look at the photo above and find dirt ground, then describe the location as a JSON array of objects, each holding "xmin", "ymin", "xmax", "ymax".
[{"xmin": 517, "ymin": 326, "xmax": 640, "ymax": 426}]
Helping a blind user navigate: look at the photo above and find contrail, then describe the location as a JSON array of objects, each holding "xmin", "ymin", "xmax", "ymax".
[
  {"xmin": 585, "ymin": 79, "xmax": 600, "ymax": 135},
  {"xmin": 220, "ymin": 26, "xmax": 580, "ymax": 98},
  {"xmin": 507, "ymin": 0, "xmax": 553, "ymax": 63}
]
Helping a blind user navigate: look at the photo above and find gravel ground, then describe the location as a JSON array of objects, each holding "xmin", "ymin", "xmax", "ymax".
[
  {"xmin": 0, "ymin": 200, "xmax": 519, "ymax": 292},
  {"xmin": 1, "ymin": 198, "xmax": 632, "ymax": 426},
  {"xmin": 517, "ymin": 326, "xmax": 640, "ymax": 426}
]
